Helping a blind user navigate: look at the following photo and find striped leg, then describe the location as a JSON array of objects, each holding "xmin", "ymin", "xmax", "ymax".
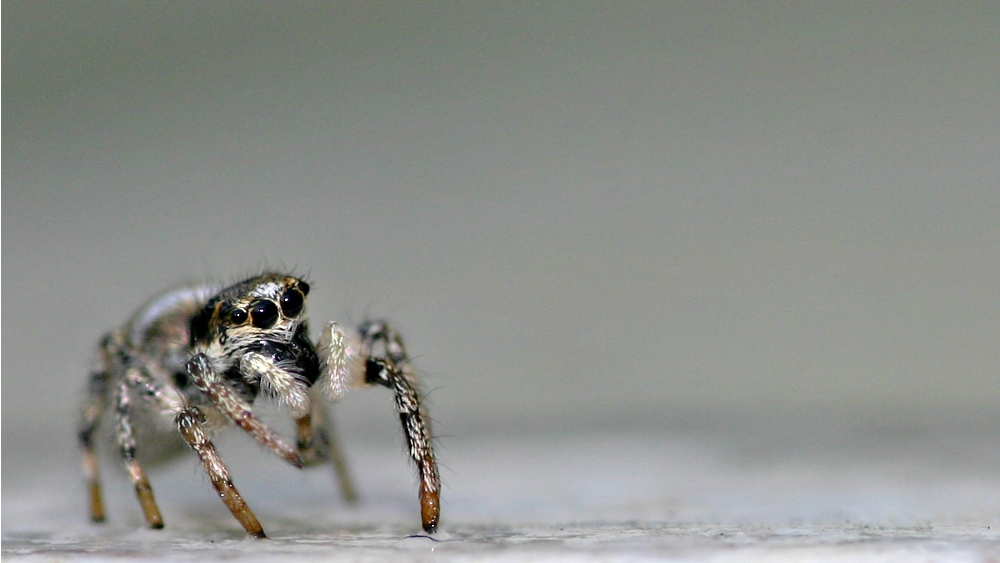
[
  {"xmin": 111, "ymin": 347, "xmax": 187, "ymax": 529},
  {"xmin": 114, "ymin": 376, "xmax": 164, "ymax": 528},
  {"xmin": 358, "ymin": 321, "xmax": 441, "ymax": 534}
]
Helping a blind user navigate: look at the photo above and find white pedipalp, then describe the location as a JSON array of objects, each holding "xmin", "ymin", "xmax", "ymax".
[
  {"xmin": 240, "ymin": 351, "xmax": 311, "ymax": 418},
  {"xmin": 315, "ymin": 321, "xmax": 364, "ymax": 401}
]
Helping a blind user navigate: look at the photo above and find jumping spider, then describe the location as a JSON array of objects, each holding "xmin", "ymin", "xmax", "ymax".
[{"xmin": 78, "ymin": 273, "xmax": 440, "ymax": 538}]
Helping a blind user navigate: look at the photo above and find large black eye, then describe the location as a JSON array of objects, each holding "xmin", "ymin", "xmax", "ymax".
[
  {"xmin": 280, "ymin": 289, "xmax": 304, "ymax": 317},
  {"xmin": 250, "ymin": 300, "xmax": 279, "ymax": 329},
  {"xmin": 230, "ymin": 308, "xmax": 248, "ymax": 325}
]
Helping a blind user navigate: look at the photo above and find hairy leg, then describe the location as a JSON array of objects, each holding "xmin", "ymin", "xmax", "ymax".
[
  {"xmin": 114, "ymin": 376, "xmax": 164, "ymax": 529},
  {"xmin": 365, "ymin": 357, "xmax": 441, "ymax": 533},
  {"xmin": 185, "ymin": 354, "xmax": 302, "ymax": 468},
  {"xmin": 176, "ymin": 408, "xmax": 266, "ymax": 539},
  {"xmin": 358, "ymin": 321, "xmax": 441, "ymax": 534}
]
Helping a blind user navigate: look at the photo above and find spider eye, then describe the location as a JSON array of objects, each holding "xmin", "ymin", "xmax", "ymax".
[
  {"xmin": 280, "ymin": 289, "xmax": 304, "ymax": 317},
  {"xmin": 229, "ymin": 308, "xmax": 248, "ymax": 325},
  {"xmin": 298, "ymin": 281, "xmax": 310, "ymax": 295},
  {"xmin": 250, "ymin": 300, "xmax": 279, "ymax": 329}
]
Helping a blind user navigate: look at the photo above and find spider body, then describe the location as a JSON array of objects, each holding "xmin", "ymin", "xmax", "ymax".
[{"xmin": 78, "ymin": 273, "xmax": 440, "ymax": 538}]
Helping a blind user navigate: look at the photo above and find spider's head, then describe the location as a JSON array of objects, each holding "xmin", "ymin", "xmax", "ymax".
[{"xmin": 190, "ymin": 273, "xmax": 311, "ymax": 352}]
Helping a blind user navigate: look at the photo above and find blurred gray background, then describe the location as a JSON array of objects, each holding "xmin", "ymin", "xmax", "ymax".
[{"xmin": 4, "ymin": 1, "xmax": 1000, "ymax": 491}]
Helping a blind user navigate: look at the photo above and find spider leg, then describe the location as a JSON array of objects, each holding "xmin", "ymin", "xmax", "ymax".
[
  {"xmin": 78, "ymin": 333, "xmax": 115, "ymax": 523},
  {"xmin": 114, "ymin": 373, "xmax": 164, "ymax": 528},
  {"xmin": 97, "ymin": 329, "xmax": 194, "ymax": 530},
  {"xmin": 296, "ymin": 401, "xmax": 358, "ymax": 503},
  {"xmin": 175, "ymin": 407, "xmax": 266, "ymax": 539},
  {"xmin": 114, "ymin": 357, "xmax": 192, "ymax": 529},
  {"xmin": 358, "ymin": 321, "xmax": 441, "ymax": 534},
  {"xmin": 185, "ymin": 354, "xmax": 302, "ymax": 468}
]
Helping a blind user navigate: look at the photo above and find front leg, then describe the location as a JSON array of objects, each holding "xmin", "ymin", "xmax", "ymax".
[
  {"xmin": 315, "ymin": 320, "xmax": 441, "ymax": 532},
  {"xmin": 358, "ymin": 321, "xmax": 441, "ymax": 534},
  {"xmin": 365, "ymin": 357, "xmax": 441, "ymax": 533},
  {"xmin": 175, "ymin": 407, "xmax": 267, "ymax": 538},
  {"xmin": 185, "ymin": 354, "xmax": 302, "ymax": 468}
]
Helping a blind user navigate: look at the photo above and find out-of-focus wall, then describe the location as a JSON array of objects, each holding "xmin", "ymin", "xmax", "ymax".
[{"xmin": 4, "ymin": 2, "xmax": 999, "ymax": 470}]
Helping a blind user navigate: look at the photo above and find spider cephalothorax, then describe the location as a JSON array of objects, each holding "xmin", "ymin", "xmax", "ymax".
[{"xmin": 78, "ymin": 273, "xmax": 441, "ymax": 538}]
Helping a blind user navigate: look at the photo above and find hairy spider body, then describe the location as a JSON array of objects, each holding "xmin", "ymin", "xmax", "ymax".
[{"xmin": 78, "ymin": 273, "xmax": 440, "ymax": 538}]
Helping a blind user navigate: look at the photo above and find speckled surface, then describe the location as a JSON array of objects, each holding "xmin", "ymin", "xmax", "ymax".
[{"xmin": 5, "ymin": 413, "xmax": 1000, "ymax": 562}]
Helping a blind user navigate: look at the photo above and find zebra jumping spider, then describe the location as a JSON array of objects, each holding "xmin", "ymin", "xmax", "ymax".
[{"xmin": 78, "ymin": 273, "xmax": 440, "ymax": 538}]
